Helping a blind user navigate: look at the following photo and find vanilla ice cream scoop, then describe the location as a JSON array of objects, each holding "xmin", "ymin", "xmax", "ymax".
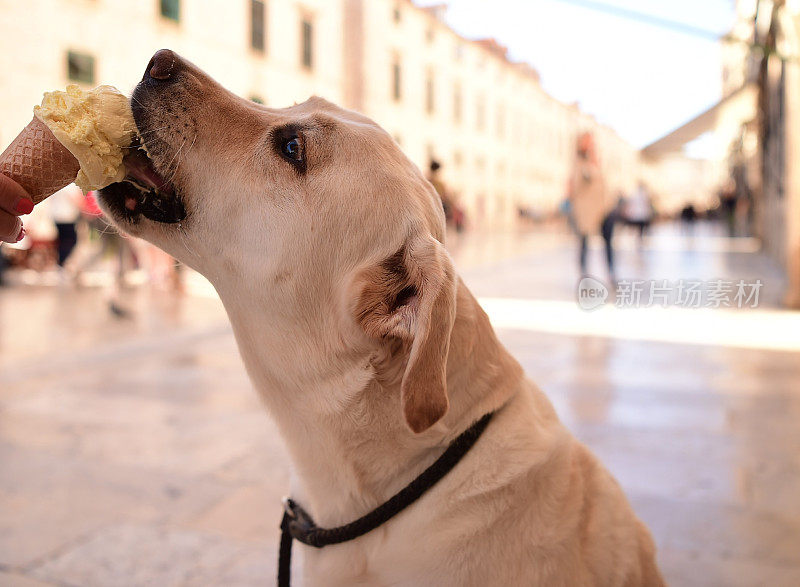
[{"xmin": 33, "ymin": 84, "xmax": 137, "ymax": 192}]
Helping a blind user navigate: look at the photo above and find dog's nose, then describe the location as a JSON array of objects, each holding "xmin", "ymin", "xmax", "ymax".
[{"xmin": 145, "ymin": 49, "xmax": 178, "ymax": 81}]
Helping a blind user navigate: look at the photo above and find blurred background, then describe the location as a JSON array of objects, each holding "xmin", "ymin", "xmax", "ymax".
[{"xmin": 1, "ymin": 1, "xmax": 799, "ymax": 586}]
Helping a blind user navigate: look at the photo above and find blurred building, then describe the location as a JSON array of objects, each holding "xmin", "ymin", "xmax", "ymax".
[
  {"xmin": 640, "ymin": 82, "xmax": 758, "ymax": 216},
  {"xmin": 0, "ymin": 0, "xmax": 640, "ymax": 228},
  {"xmin": 639, "ymin": 1, "xmax": 767, "ymax": 216},
  {"xmin": 719, "ymin": 0, "xmax": 800, "ymax": 307},
  {"xmin": 641, "ymin": 155, "xmax": 721, "ymax": 215},
  {"xmin": 753, "ymin": 0, "xmax": 800, "ymax": 307},
  {"xmin": 640, "ymin": 5, "xmax": 760, "ymax": 218},
  {"xmin": 343, "ymin": 1, "xmax": 639, "ymax": 227},
  {"xmin": 642, "ymin": 0, "xmax": 800, "ymax": 307},
  {"xmin": 0, "ymin": 0, "xmax": 346, "ymax": 157}
]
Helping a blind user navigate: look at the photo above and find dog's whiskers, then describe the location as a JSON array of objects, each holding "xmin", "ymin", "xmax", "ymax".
[
  {"xmin": 128, "ymin": 93, "xmax": 149, "ymax": 111},
  {"xmin": 136, "ymin": 125, "xmax": 171, "ymax": 138},
  {"xmin": 96, "ymin": 221, "xmax": 120, "ymax": 237},
  {"xmin": 162, "ymin": 136, "xmax": 187, "ymax": 177},
  {"xmin": 173, "ymin": 132, "xmax": 197, "ymax": 184},
  {"xmin": 162, "ymin": 131, "xmax": 196, "ymax": 188},
  {"xmin": 177, "ymin": 222, "xmax": 199, "ymax": 258},
  {"xmin": 183, "ymin": 132, "xmax": 198, "ymax": 160}
]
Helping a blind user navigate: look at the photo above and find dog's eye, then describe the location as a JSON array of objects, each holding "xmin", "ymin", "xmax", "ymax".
[{"xmin": 281, "ymin": 136, "xmax": 303, "ymax": 162}]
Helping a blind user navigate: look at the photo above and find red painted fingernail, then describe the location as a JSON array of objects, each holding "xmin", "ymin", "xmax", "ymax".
[
  {"xmin": 15, "ymin": 227, "xmax": 26, "ymax": 242},
  {"xmin": 15, "ymin": 198, "xmax": 34, "ymax": 215}
]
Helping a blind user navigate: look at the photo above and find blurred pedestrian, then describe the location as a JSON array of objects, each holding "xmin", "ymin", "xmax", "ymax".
[
  {"xmin": 731, "ymin": 162, "xmax": 753, "ymax": 237},
  {"xmin": 559, "ymin": 197, "xmax": 578, "ymax": 234},
  {"xmin": 719, "ymin": 181, "xmax": 737, "ymax": 237},
  {"xmin": 567, "ymin": 132, "xmax": 616, "ymax": 280},
  {"xmin": 74, "ymin": 191, "xmax": 134, "ymax": 317},
  {"xmin": 46, "ymin": 184, "xmax": 82, "ymax": 275},
  {"xmin": 0, "ymin": 175, "xmax": 33, "ymax": 285},
  {"xmin": 679, "ymin": 203, "xmax": 697, "ymax": 235},
  {"xmin": 428, "ymin": 160, "xmax": 465, "ymax": 232},
  {"xmin": 623, "ymin": 181, "xmax": 654, "ymax": 244}
]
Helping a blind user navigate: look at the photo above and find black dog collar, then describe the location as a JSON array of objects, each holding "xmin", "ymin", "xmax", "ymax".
[{"xmin": 277, "ymin": 411, "xmax": 495, "ymax": 586}]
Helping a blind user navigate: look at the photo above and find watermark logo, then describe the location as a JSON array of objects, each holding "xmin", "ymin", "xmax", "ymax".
[
  {"xmin": 576, "ymin": 278, "xmax": 764, "ymax": 310},
  {"xmin": 577, "ymin": 276, "xmax": 609, "ymax": 310}
]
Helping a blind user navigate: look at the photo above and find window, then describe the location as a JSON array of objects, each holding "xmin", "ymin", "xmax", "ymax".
[
  {"xmin": 67, "ymin": 51, "xmax": 95, "ymax": 84},
  {"xmin": 476, "ymin": 93, "xmax": 486, "ymax": 131},
  {"xmin": 425, "ymin": 67, "xmax": 435, "ymax": 115},
  {"xmin": 453, "ymin": 81, "xmax": 462, "ymax": 124},
  {"xmin": 250, "ymin": 95, "xmax": 265, "ymax": 104},
  {"xmin": 393, "ymin": 4, "xmax": 402, "ymax": 23},
  {"xmin": 160, "ymin": 0, "xmax": 180, "ymax": 21},
  {"xmin": 496, "ymin": 103, "xmax": 506, "ymax": 139},
  {"xmin": 251, "ymin": 0, "xmax": 266, "ymax": 53},
  {"xmin": 301, "ymin": 18, "xmax": 314, "ymax": 70},
  {"xmin": 392, "ymin": 58, "xmax": 402, "ymax": 101}
]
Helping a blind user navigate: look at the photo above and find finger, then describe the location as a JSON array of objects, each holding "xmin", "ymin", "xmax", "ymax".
[
  {"xmin": 0, "ymin": 174, "xmax": 34, "ymax": 215},
  {"xmin": 0, "ymin": 212, "xmax": 23, "ymax": 243}
]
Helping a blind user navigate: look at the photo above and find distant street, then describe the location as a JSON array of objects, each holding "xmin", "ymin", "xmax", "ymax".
[{"xmin": 1, "ymin": 222, "xmax": 799, "ymax": 586}]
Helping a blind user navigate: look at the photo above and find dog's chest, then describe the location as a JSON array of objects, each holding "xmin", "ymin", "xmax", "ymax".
[{"xmin": 300, "ymin": 523, "xmax": 447, "ymax": 587}]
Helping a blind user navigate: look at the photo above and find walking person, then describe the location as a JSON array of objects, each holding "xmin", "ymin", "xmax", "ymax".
[
  {"xmin": 46, "ymin": 184, "xmax": 82, "ymax": 277},
  {"xmin": 567, "ymin": 132, "xmax": 616, "ymax": 281},
  {"xmin": 679, "ymin": 202, "xmax": 698, "ymax": 235},
  {"xmin": 624, "ymin": 181, "xmax": 654, "ymax": 245},
  {"xmin": 73, "ymin": 191, "xmax": 135, "ymax": 317},
  {"xmin": 428, "ymin": 160, "xmax": 465, "ymax": 232}
]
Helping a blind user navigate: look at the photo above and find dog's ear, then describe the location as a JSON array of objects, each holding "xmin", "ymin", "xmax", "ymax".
[{"xmin": 355, "ymin": 235, "xmax": 457, "ymax": 433}]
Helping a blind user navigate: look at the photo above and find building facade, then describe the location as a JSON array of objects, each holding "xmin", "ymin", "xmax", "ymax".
[
  {"xmin": 0, "ymin": 0, "xmax": 346, "ymax": 152},
  {"xmin": 718, "ymin": 0, "xmax": 800, "ymax": 306},
  {"xmin": 751, "ymin": 0, "xmax": 800, "ymax": 307},
  {"xmin": 0, "ymin": 0, "xmax": 641, "ymax": 229},
  {"xmin": 343, "ymin": 0, "xmax": 640, "ymax": 227}
]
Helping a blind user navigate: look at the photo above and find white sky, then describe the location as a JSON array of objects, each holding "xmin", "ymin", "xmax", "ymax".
[{"xmin": 416, "ymin": 0, "xmax": 736, "ymax": 148}]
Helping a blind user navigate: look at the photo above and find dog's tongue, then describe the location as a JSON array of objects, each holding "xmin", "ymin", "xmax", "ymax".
[{"xmin": 122, "ymin": 150, "xmax": 174, "ymax": 194}]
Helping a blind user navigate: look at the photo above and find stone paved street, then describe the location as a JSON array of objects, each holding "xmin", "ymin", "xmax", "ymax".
[{"xmin": 1, "ymin": 222, "xmax": 799, "ymax": 586}]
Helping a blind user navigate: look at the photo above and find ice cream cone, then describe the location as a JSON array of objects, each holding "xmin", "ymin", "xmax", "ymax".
[{"xmin": 0, "ymin": 116, "xmax": 80, "ymax": 204}]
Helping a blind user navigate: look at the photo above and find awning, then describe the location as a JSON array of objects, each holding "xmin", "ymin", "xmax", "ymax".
[{"xmin": 642, "ymin": 83, "xmax": 758, "ymax": 158}]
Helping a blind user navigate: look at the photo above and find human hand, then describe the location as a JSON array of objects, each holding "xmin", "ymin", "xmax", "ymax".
[{"xmin": 0, "ymin": 174, "xmax": 34, "ymax": 243}]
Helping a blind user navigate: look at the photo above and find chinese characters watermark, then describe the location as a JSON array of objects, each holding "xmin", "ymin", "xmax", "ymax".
[{"xmin": 577, "ymin": 278, "xmax": 763, "ymax": 310}]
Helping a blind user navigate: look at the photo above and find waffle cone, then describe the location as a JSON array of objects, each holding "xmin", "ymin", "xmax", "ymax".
[{"xmin": 0, "ymin": 116, "xmax": 80, "ymax": 204}]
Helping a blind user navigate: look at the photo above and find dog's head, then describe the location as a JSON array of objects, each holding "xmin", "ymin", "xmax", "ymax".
[{"xmin": 99, "ymin": 50, "xmax": 457, "ymax": 433}]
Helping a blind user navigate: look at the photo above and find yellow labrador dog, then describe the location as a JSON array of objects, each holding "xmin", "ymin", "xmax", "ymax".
[{"xmin": 100, "ymin": 50, "xmax": 664, "ymax": 586}]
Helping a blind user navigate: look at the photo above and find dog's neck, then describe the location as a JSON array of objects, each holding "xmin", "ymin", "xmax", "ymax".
[{"xmin": 215, "ymin": 276, "xmax": 522, "ymax": 527}]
